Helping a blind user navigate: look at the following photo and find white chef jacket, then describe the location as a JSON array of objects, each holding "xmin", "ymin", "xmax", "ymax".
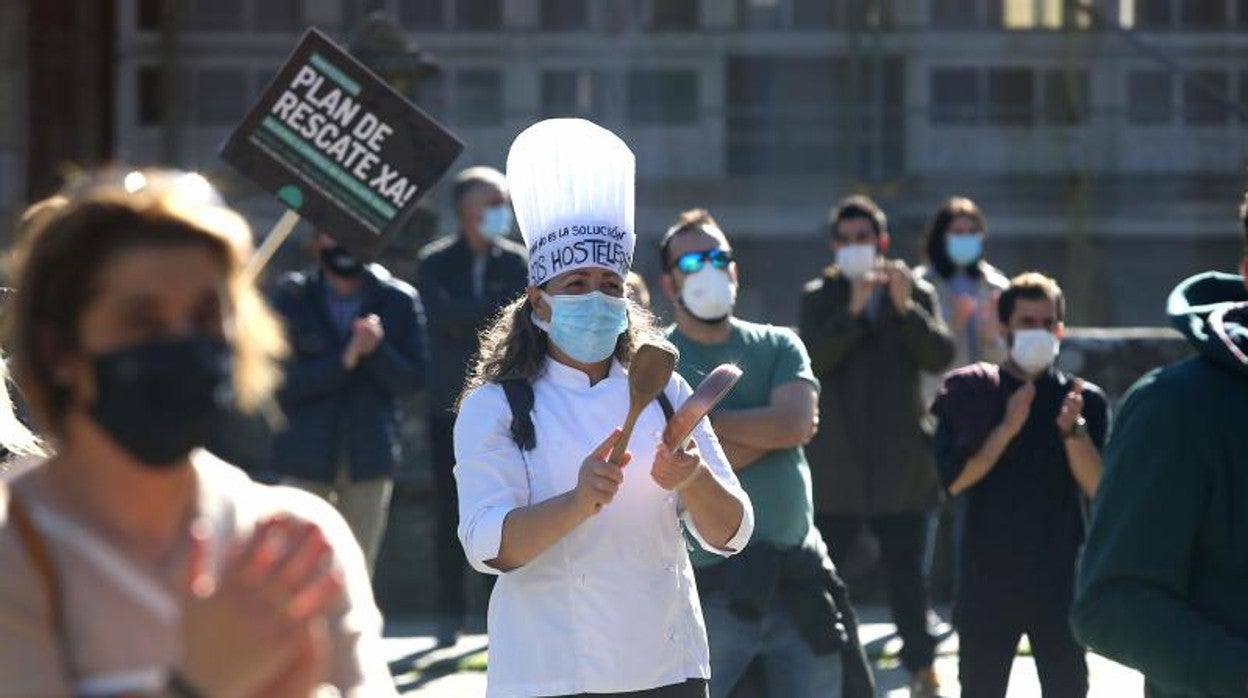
[{"xmin": 455, "ymin": 358, "xmax": 754, "ymax": 697}]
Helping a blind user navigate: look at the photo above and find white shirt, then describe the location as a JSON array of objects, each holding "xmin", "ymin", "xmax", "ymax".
[{"xmin": 455, "ymin": 359, "xmax": 754, "ymax": 697}]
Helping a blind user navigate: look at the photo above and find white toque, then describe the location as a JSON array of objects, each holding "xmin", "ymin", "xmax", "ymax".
[{"xmin": 506, "ymin": 118, "xmax": 636, "ymax": 287}]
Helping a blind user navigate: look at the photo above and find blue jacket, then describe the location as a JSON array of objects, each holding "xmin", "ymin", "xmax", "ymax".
[{"xmin": 269, "ymin": 264, "xmax": 427, "ymax": 482}]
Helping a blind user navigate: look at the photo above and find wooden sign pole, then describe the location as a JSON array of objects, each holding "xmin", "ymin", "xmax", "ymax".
[{"xmin": 244, "ymin": 209, "xmax": 301, "ymax": 282}]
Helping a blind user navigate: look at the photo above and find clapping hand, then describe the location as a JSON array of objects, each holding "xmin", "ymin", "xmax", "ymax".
[
  {"xmin": 1056, "ymin": 378, "xmax": 1085, "ymax": 436},
  {"xmin": 178, "ymin": 516, "xmax": 343, "ymax": 698},
  {"xmin": 651, "ymin": 441, "xmax": 704, "ymax": 492}
]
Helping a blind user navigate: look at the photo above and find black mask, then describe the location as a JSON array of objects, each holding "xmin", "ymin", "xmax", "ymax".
[
  {"xmin": 321, "ymin": 246, "xmax": 363, "ymax": 277},
  {"xmin": 90, "ymin": 337, "xmax": 234, "ymax": 468}
]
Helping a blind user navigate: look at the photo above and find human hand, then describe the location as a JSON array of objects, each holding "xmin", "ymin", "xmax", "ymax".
[
  {"xmin": 574, "ymin": 428, "xmax": 630, "ymax": 515},
  {"xmin": 178, "ymin": 517, "xmax": 343, "ymax": 698},
  {"xmin": 651, "ymin": 441, "xmax": 704, "ymax": 492},
  {"xmin": 886, "ymin": 262, "xmax": 914, "ymax": 314},
  {"xmin": 952, "ymin": 294, "xmax": 977, "ymax": 331},
  {"xmin": 247, "ymin": 617, "xmax": 329, "ymax": 698},
  {"xmin": 1001, "ymin": 382, "xmax": 1036, "ymax": 438},
  {"xmin": 1056, "ymin": 378, "xmax": 1085, "ymax": 435},
  {"xmin": 978, "ymin": 291, "xmax": 1003, "ymax": 345},
  {"xmin": 848, "ymin": 273, "xmax": 884, "ymax": 317},
  {"xmin": 351, "ymin": 314, "xmax": 384, "ymax": 357}
]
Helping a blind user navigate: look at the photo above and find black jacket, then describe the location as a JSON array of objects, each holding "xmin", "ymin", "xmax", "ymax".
[
  {"xmin": 269, "ymin": 264, "xmax": 427, "ymax": 482},
  {"xmin": 416, "ymin": 235, "xmax": 528, "ymax": 413},
  {"xmin": 799, "ymin": 265, "xmax": 955, "ymax": 516}
]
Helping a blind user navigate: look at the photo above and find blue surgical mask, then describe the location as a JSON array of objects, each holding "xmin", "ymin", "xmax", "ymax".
[
  {"xmin": 481, "ymin": 205, "xmax": 513, "ymax": 239},
  {"xmin": 946, "ymin": 233, "xmax": 983, "ymax": 267},
  {"xmin": 532, "ymin": 291, "xmax": 629, "ymax": 364}
]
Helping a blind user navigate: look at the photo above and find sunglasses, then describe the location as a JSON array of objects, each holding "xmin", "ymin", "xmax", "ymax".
[{"xmin": 672, "ymin": 249, "xmax": 733, "ymax": 274}]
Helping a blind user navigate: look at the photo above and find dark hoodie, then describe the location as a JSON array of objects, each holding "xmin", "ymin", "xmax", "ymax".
[{"xmin": 1072, "ymin": 272, "xmax": 1248, "ymax": 698}]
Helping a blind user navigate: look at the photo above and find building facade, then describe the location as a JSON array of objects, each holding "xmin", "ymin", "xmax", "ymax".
[{"xmin": 72, "ymin": 0, "xmax": 1248, "ymax": 322}]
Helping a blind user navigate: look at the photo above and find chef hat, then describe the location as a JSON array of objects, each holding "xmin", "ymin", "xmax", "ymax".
[{"xmin": 506, "ymin": 119, "xmax": 635, "ymax": 287}]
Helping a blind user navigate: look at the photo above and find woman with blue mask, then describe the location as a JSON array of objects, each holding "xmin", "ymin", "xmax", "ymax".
[
  {"xmin": 454, "ymin": 119, "xmax": 753, "ymax": 698},
  {"xmin": 916, "ymin": 197, "xmax": 1012, "ymax": 411}
]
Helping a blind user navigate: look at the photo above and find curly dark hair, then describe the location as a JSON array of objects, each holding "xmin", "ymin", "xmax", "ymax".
[
  {"xmin": 457, "ymin": 294, "xmax": 669, "ymax": 409},
  {"xmin": 923, "ymin": 196, "xmax": 987, "ymax": 280}
]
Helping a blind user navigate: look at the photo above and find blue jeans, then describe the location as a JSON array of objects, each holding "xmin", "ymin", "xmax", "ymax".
[{"xmin": 701, "ymin": 594, "xmax": 843, "ymax": 698}]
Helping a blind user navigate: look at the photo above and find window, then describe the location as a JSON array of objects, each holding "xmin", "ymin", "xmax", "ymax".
[
  {"xmin": 1183, "ymin": 70, "xmax": 1230, "ymax": 124},
  {"xmin": 457, "ymin": 0, "xmax": 502, "ymax": 29},
  {"xmin": 627, "ymin": 70, "xmax": 699, "ymax": 124},
  {"xmin": 1042, "ymin": 70, "xmax": 1089, "ymax": 124},
  {"xmin": 399, "ymin": 0, "xmax": 445, "ymax": 29},
  {"xmin": 541, "ymin": 0, "xmax": 589, "ymax": 30},
  {"xmin": 651, "ymin": 0, "xmax": 700, "ymax": 30},
  {"xmin": 738, "ymin": 0, "xmax": 784, "ymax": 29},
  {"xmin": 931, "ymin": 0, "xmax": 978, "ymax": 27},
  {"xmin": 1127, "ymin": 70, "xmax": 1172, "ymax": 124},
  {"xmin": 986, "ymin": 68, "xmax": 1034, "ymax": 125},
  {"xmin": 254, "ymin": 0, "xmax": 301, "ymax": 31},
  {"xmin": 455, "ymin": 69, "xmax": 503, "ymax": 126},
  {"xmin": 138, "ymin": 66, "xmax": 163, "ymax": 126},
  {"xmin": 541, "ymin": 70, "xmax": 602, "ymax": 118},
  {"xmin": 188, "ymin": 0, "xmax": 244, "ymax": 30},
  {"xmin": 931, "ymin": 68, "xmax": 978, "ymax": 124},
  {"xmin": 196, "ymin": 68, "xmax": 248, "ymax": 125},
  {"xmin": 1179, "ymin": 0, "xmax": 1227, "ymax": 28},
  {"xmin": 138, "ymin": 0, "xmax": 162, "ymax": 30},
  {"xmin": 253, "ymin": 67, "xmax": 278, "ymax": 100},
  {"xmin": 792, "ymin": 0, "xmax": 840, "ymax": 27},
  {"xmin": 1132, "ymin": 0, "xmax": 1173, "ymax": 28},
  {"xmin": 1001, "ymin": 0, "xmax": 1089, "ymax": 29}
]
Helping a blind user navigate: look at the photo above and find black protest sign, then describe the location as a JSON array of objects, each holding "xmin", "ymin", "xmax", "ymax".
[{"xmin": 221, "ymin": 27, "xmax": 462, "ymax": 259}]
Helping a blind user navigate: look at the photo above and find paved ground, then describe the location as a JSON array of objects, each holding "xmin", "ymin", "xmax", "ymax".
[{"xmin": 382, "ymin": 605, "xmax": 1142, "ymax": 696}]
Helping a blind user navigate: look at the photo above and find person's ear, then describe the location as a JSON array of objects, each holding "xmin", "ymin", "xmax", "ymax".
[
  {"xmin": 526, "ymin": 287, "xmax": 551, "ymax": 322},
  {"xmin": 659, "ymin": 272, "xmax": 679, "ymax": 302},
  {"xmin": 878, "ymin": 232, "xmax": 891, "ymax": 254},
  {"xmin": 1055, "ymin": 322, "xmax": 1066, "ymax": 341},
  {"xmin": 1240, "ymin": 256, "xmax": 1247, "ymax": 291},
  {"xmin": 728, "ymin": 262, "xmax": 740, "ymax": 286}
]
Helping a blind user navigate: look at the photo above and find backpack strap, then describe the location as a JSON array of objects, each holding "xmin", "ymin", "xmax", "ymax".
[
  {"xmin": 6, "ymin": 489, "xmax": 73, "ymax": 679},
  {"xmin": 500, "ymin": 377, "xmax": 674, "ymax": 450},
  {"xmin": 501, "ymin": 378, "xmax": 537, "ymax": 452},
  {"xmin": 657, "ymin": 391, "xmax": 674, "ymax": 422}
]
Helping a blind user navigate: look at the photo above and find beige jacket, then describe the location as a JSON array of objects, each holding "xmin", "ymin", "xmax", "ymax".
[{"xmin": 0, "ymin": 452, "xmax": 396, "ymax": 697}]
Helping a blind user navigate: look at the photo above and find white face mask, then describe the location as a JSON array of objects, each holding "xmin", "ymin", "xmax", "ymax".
[
  {"xmin": 680, "ymin": 267, "xmax": 736, "ymax": 323},
  {"xmin": 1010, "ymin": 329, "xmax": 1060, "ymax": 375},
  {"xmin": 836, "ymin": 244, "xmax": 876, "ymax": 280}
]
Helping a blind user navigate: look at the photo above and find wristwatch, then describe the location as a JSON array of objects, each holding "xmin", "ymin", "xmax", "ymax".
[{"xmin": 1062, "ymin": 415, "xmax": 1088, "ymax": 441}]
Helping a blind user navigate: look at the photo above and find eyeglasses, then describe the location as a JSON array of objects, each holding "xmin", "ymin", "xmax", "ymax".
[{"xmin": 672, "ymin": 249, "xmax": 733, "ymax": 274}]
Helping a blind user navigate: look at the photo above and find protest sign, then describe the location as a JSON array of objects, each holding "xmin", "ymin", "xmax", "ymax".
[{"xmin": 222, "ymin": 27, "xmax": 463, "ymax": 264}]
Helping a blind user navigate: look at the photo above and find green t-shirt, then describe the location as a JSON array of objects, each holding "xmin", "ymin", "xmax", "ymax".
[{"xmin": 667, "ymin": 318, "xmax": 821, "ymax": 567}]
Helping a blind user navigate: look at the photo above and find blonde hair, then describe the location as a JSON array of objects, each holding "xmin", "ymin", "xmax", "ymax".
[{"xmin": 7, "ymin": 169, "xmax": 288, "ymax": 437}]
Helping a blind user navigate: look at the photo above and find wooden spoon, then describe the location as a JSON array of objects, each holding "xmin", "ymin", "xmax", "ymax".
[{"xmin": 608, "ymin": 342, "xmax": 677, "ymax": 466}]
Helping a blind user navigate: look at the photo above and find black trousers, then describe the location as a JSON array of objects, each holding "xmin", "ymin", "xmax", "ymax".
[
  {"xmin": 957, "ymin": 606, "xmax": 1087, "ymax": 698},
  {"xmin": 817, "ymin": 511, "xmax": 938, "ymax": 672},
  {"xmin": 550, "ymin": 678, "xmax": 709, "ymax": 698},
  {"xmin": 430, "ymin": 412, "xmax": 471, "ymax": 618}
]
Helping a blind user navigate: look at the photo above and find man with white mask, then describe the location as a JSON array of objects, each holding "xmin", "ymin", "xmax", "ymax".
[
  {"xmin": 799, "ymin": 194, "xmax": 954, "ymax": 698},
  {"xmin": 661, "ymin": 208, "xmax": 875, "ymax": 698},
  {"xmin": 931, "ymin": 271, "xmax": 1107, "ymax": 697},
  {"xmin": 417, "ymin": 166, "xmax": 528, "ymax": 646},
  {"xmin": 454, "ymin": 121, "xmax": 753, "ymax": 698}
]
